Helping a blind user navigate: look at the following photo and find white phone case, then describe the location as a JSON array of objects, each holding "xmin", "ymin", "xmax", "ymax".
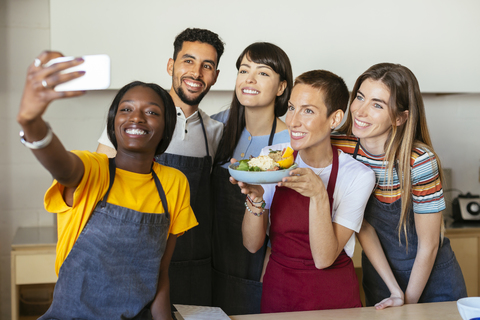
[{"xmin": 44, "ymin": 54, "xmax": 111, "ymax": 91}]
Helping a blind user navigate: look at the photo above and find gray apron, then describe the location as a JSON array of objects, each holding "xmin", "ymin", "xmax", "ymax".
[
  {"xmin": 40, "ymin": 158, "xmax": 170, "ymax": 320},
  {"xmin": 155, "ymin": 112, "xmax": 212, "ymax": 306},
  {"xmin": 211, "ymin": 120, "xmax": 276, "ymax": 315},
  {"xmin": 352, "ymin": 142, "xmax": 467, "ymax": 306}
]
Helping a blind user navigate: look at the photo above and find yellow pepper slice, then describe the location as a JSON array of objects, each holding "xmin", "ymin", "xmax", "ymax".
[{"xmin": 276, "ymin": 147, "xmax": 295, "ymax": 169}]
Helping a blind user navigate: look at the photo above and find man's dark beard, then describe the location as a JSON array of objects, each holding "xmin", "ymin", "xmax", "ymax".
[{"xmin": 176, "ymin": 86, "xmax": 208, "ymax": 106}]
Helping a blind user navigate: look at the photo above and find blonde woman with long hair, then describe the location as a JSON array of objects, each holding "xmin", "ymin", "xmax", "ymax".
[{"xmin": 332, "ymin": 63, "xmax": 467, "ymax": 309}]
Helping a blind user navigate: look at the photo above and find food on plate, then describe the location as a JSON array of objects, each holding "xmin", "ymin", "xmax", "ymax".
[
  {"xmin": 236, "ymin": 147, "xmax": 295, "ymax": 171},
  {"xmin": 270, "ymin": 146, "xmax": 294, "ymax": 169},
  {"xmin": 247, "ymin": 155, "xmax": 279, "ymax": 171}
]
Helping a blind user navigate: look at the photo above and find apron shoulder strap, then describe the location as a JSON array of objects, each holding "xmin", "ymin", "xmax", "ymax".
[
  {"xmin": 326, "ymin": 145, "xmax": 339, "ymax": 200},
  {"xmin": 197, "ymin": 111, "xmax": 210, "ymax": 158},
  {"xmin": 353, "ymin": 139, "xmax": 360, "ymax": 159},
  {"xmin": 151, "ymin": 167, "xmax": 170, "ymax": 219},
  {"xmin": 268, "ymin": 118, "xmax": 277, "ymax": 146}
]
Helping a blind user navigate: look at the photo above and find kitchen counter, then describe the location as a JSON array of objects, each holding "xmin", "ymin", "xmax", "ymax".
[
  {"xmin": 443, "ymin": 223, "xmax": 480, "ymax": 297},
  {"xmin": 229, "ymin": 301, "xmax": 462, "ymax": 320},
  {"xmin": 11, "ymin": 226, "xmax": 57, "ymax": 320},
  {"xmin": 447, "ymin": 220, "xmax": 480, "ymax": 229},
  {"xmin": 351, "ymin": 221, "xmax": 480, "ymax": 304}
]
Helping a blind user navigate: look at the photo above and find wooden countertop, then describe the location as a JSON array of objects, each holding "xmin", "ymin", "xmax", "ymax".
[{"xmin": 229, "ymin": 301, "xmax": 462, "ymax": 320}]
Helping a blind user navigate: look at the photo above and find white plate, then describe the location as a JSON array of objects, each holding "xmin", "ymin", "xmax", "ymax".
[{"xmin": 228, "ymin": 163, "xmax": 297, "ymax": 185}]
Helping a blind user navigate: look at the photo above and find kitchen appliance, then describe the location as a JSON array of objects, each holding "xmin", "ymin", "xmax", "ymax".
[{"xmin": 452, "ymin": 193, "xmax": 480, "ymax": 221}]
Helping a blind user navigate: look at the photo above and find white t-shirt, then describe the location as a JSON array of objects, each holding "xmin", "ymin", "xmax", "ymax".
[
  {"xmin": 261, "ymin": 142, "xmax": 376, "ymax": 257},
  {"xmin": 98, "ymin": 107, "xmax": 224, "ymax": 161}
]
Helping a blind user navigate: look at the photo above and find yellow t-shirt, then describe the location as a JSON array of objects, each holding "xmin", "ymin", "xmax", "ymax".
[{"xmin": 44, "ymin": 150, "xmax": 198, "ymax": 275}]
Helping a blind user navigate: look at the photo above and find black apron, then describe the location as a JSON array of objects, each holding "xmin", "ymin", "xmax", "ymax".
[
  {"xmin": 155, "ymin": 112, "xmax": 212, "ymax": 306},
  {"xmin": 211, "ymin": 120, "xmax": 276, "ymax": 315}
]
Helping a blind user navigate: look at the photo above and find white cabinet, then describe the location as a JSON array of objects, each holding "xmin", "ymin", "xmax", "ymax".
[{"xmin": 11, "ymin": 227, "xmax": 57, "ymax": 320}]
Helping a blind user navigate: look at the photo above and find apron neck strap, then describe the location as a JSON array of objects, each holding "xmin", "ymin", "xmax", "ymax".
[
  {"xmin": 151, "ymin": 168, "xmax": 170, "ymax": 219},
  {"xmin": 101, "ymin": 158, "xmax": 170, "ymax": 219},
  {"xmin": 326, "ymin": 146, "xmax": 339, "ymax": 213},
  {"xmin": 197, "ymin": 111, "xmax": 210, "ymax": 157},
  {"xmin": 268, "ymin": 117, "xmax": 277, "ymax": 146},
  {"xmin": 353, "ymin": 139, "xmax": 360, "ymax": 159}
]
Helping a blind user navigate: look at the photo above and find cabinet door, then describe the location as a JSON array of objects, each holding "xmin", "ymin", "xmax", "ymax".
[
  {"xmin": 15, "ymin": 253, "xmax": 57, "ymax": 285},
  {"xmin": 449, "ymin": 237, "xmax": 478, "ymax": 296}
]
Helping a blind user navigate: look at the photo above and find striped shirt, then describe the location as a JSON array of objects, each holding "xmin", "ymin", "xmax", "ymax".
[{"xmin": 331, "ymin": 134, "xmax": 446, "ymax": 214}]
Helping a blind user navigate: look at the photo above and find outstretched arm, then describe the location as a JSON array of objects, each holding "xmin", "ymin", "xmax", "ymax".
[{"xmin": 17, "ymin": 51, "xmax": 86, "ymax": 188}]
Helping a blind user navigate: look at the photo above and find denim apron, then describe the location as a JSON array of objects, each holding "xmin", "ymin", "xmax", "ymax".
[
  {"xmin": 261, "ymin": 146, "xmax": 362, "ymax": 313},
  {"xmin": 211, "ymin": 121, "xmax": 280, "ymax": 315},
  {"xmin": 155, "ymin": 112, "xmax": 212, "ymax": 306},
  {"xmin": 39, "ymin": 158, "xmax": 170, "ymax": 320},
  {"xmin": 352, "ymin": 142, "xmax": 467, "ymax": 306}
]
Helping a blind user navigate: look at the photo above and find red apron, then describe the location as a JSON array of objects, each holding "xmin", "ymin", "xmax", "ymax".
[{"xmin": 261, "ymin": 146, "xmax": 361, "ymax": 313}]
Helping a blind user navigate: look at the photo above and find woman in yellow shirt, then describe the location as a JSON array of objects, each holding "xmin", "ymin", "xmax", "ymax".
[{"xmin": 17, "ymin": 51, "xmax": 197, "ymax": 320}]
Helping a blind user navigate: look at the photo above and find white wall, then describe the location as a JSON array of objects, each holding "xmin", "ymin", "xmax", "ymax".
[
  {"xmin": 423, "ymin": 94, "xmax": 480, "ymax": 196},
  {"xmin": 49, "ymin": 0, "xmax": 480, "ymax": 93},
  {"xmin": 1, "ymin": 0, "xmax": 479, "ymax": 318}
]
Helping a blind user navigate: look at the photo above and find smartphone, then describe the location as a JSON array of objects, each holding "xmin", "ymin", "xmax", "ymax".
[{"xmin": 43, "ymin": 54, "xmax": 111, "ymax": 92}]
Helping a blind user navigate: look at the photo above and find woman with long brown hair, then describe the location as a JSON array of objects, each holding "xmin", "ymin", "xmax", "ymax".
[
  {"xmin": 211, "ymin": 42, "xmax": 293, "ymax": 314},
  {"xmin": 332, "ymin": 63, "xmax": 467, "ymax": 309}
]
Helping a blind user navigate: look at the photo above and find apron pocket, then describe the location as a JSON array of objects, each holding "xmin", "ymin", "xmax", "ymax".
[
  {"xmin": 169, "ymin": 257, "xmax": 212, "ymax": 306},
  {"xmin": 212, "ymin": 268, "xmax": 262, "ymax": 315},
  {"xmin": 420, "ymin": 252, "xmax": 467, "ymax": 302}
]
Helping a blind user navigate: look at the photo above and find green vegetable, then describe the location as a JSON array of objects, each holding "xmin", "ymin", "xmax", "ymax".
[{"xmin": 236, "ymin": 160, "xmax": 250, "ymax": 171}]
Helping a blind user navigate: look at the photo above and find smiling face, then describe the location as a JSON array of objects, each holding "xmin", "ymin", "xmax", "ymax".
[
  {"xmin": 114, "ymin": 86, "xmax": 165, "ymax": 155},
  {"xmin": 168, "ymin": 41, "xmax": 219, "ymax": 107},
  {"xmin": 286, "ymin": 84, "xmax": 341, "ymax": 159},
  {"xmin": 235, "ymin": 55, "xmax": 286, "ymax": 110},
  {"xmin": 350, "ymin": 78, "xmax": 396, "ymax": 154}
]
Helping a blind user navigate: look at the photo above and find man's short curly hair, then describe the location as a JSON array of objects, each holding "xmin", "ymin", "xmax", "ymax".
[{"xmin": 173, "ymin": 28, "xmax": 225, "ymax": 67}]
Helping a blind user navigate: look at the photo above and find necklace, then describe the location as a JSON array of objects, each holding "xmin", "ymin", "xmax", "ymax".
[{"xmin": 315, "ymin": 156, "xmax": 333, "ymax": 177}]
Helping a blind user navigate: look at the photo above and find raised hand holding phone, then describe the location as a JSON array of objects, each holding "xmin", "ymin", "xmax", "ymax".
[
  {"xmin": 43, "ymin": 54, "xmax": 110, "ymax": 91},
  {"xmin": 18, "ymin": 51, "xmax": 87, "ymax": 124}
]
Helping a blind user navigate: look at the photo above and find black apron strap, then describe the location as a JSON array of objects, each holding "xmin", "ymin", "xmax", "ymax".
[
  {"xmin": 353, "ymin": 139, "xmax": 360, "ymax": 160},
  {"xmin": 197, "ymin": 111, "xmax": 210, "ymax": 158},
  {"xmin": 268, "ymin": 118, "xmax": 277, "ymax": 146},
  {"xmin": 352, "ymin": 139, "xmax": 397, "ymax": 173},
  {"xmin": 151, "ymin": 168, "xmax": 170, "ymax": 219}
]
